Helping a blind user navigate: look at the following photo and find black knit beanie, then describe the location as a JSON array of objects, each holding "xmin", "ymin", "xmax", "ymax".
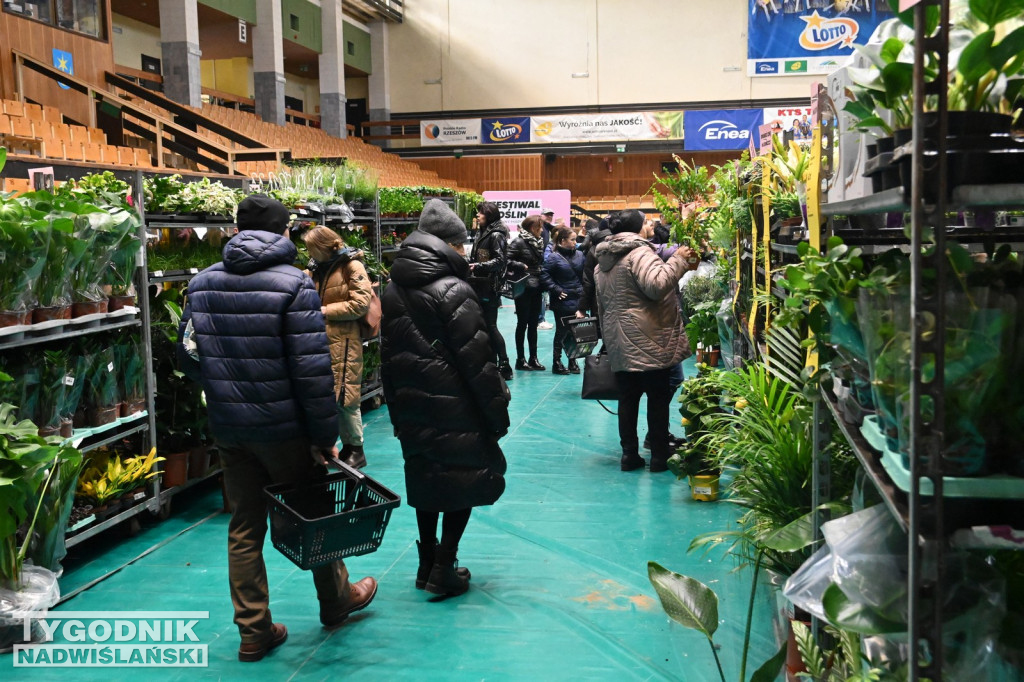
[{"xmin": 236, "ymin": 195, "xmax": 292, "ymax": 234}]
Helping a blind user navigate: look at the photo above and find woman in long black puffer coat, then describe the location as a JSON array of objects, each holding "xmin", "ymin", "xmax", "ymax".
[
  {"xmin": 540, "ymin": 225, "xmax": 585, "ymax": 375},
  {"xmin": 381, "ymin": 199, "xmax": 510, "ymax": 598}
]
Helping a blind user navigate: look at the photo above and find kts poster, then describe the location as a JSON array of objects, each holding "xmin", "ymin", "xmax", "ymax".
[{"xmin": 747, "ymin": 0, "xmax": 895, "ymax": 77}]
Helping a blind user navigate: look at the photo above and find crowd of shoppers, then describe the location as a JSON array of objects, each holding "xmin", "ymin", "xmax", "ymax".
[{"xmin": 178, "ymin": 195, "xmax": 695, "ymax": 663}]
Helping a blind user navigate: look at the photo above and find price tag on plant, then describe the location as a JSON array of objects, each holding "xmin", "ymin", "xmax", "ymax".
[
  {"xmin": 64, "ymin": 375, "xmax": 75, "ymax": 386},
  {"xmin": 107, "ymin": 362, "xmax": 114, "ymax": 373},
  {"xmin": 133, "ymin": 491, "xmax": 146, "ymax": 501},
  {"xmin": 153, "ymin": 270, "xmax": 164, "ymax": 278}
]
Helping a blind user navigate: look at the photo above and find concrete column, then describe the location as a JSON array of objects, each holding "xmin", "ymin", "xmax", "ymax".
[
  {"xmin": 159, "ymin": 0, "xmax": 202, "ymax": 107},
  {"xmin": 318, "ymin": 0, "xmax": 347, "ymax": 138},
  {"xmin": 254, "ymin": 0, "xmax": 286, "ymax": 126},
  {"xmin": 368, "ymin": 20, "xmax": 391, "ymax": 148}
]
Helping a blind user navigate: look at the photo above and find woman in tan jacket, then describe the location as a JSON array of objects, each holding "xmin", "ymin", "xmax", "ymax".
[
  {"xmin": 303, "ymin": 226, "xmax": 374, "ymax": 468},
  {"xmin": 595, "ymin": 210, "xmax": 696, "ymax": 474}
]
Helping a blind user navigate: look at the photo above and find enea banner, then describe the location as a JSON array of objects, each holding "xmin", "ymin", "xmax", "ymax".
[
  {"xmin": 420, "ymin": 118, "xmax": 481, "ymax": 147},
  {"xmin": 481, "ymin": 190, "xmax": 571, "ymax": 233},
  {"xmin": 531, "ymin": 111, "xmax": 685, "ymax": 144},
  {"xmin": 684, "ymin": 109, "xmax": 763, "ymax": 151},
  {"xmin": 747, "ymin": 1, "xmax": 895, "ymax": 77},
  {"xmin": 481, "ymin": 117, "xmax": 531, "ymax": 145}
]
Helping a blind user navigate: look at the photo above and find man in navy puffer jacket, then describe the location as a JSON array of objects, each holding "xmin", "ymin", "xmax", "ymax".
[{"xmin": 178, "ymin": 195, "xmax": 377, "ymax": 662}]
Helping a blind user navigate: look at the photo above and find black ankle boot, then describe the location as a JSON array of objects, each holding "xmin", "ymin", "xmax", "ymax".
[
  {"xmin": 425, "ymin": 545, "xmax": 471, "ymax": 596},
  {"xmin": 527, "ymin": 357, "xmax": 545, "ymax": 371},
  {"xmin": 416, "ymin": 538, "xmax": 470, "ymax": 590},
  {"xmin": 499, "ymin": 361, "xmax": 514, "ymax": 381},
  {"xmin": 552, "ymin": 360, "xmax": 569, "ymax": 375},
  {"xmin": 567, "ymin": 359, "xmax": 580, "ymax": 374},
  {"xmin": 515, "ymin": 358, "xmax": 530, "ymax": 371},
  {"xmin": 620, "ymin": 450, "xmax": 646, "ymax": 472},
  {"xmin": 342, "ymin": 444, "xmax": 366, "ymax": 469}
]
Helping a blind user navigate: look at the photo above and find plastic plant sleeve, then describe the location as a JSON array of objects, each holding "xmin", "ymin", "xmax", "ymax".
[{"xmin": 0, "ymin": 565, "xmax": 60, "ymax": 650}]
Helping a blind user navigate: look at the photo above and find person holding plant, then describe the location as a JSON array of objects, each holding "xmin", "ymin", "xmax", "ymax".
[
  {"xmin": 178, "ymin": 195, "xmax": 377, "ymax": 662},
  {"xmin": 469, "ymin": 201, "xmax": 514, "ymax": 381},
  {"xmin": 541, "ymin": 226, "xmax": 586, "ymax": 375},
  {"xmin": 302, "ymin": 226, "xmax": 373, "ymax": 470},
  {"xmin": 507, "ymin": 215, "xmax": 546, "ymax": 372},
  {"xmin": 595, "ymin": 209, "xmax": 696, "ymax": 473},
  {"xmin": 381, "ymin": 199, "xmax": 510, "ymax": 597}
]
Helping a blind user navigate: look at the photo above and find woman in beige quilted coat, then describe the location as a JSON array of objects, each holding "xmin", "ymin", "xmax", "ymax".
[
  {"xmin": 303, "ymin": 226, "xmax": 374, "ymax": 468},
  {"xmin": 595, "ymin": 209, "xmax": 696, "ymax": 474}
]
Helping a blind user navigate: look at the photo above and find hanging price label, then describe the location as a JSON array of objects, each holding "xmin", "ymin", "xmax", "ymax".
[
  {"xmin": 107, "ymin": 362, "xmax": 114, "ymax": 372},
  {"xmin": 133, "ymin": 491, "xmax": 146, "ymax": 501},
  {"xmin": 63, "ymin": 375, "xmax": 75, "ymax": 386}
]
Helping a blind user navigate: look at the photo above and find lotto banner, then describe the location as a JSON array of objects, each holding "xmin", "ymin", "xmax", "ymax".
[
  {"xmin": 747, "ymin": 0, "xmax": 895, "ymax": 77},
  {"xmin": 420, "ymin": 119, "xmax": 481, "ymax": 147},
  {"xmin": 481, "ymin": 117, "xmax": 532, "ymax": 145},
  {"xmin": 530, "ymin": 112, "xmax": 685, "ymax": 144}
]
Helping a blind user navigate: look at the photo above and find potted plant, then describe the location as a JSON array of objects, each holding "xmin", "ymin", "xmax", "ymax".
[
  {"xmin": 105, "ymin": 231, "xmax": 142, "ymax": 310},
  {"xmin": 84, "ymin": 344, "xmax": 120, "ymax": 426},
  {"xmin": 69, "ymin": 209, "xmax": 134, "ymax": 316},
  {"xmin": 34, "ymin": 351, "xmax": 69, "ymax": 438},
  {"xmin": 115, "ymin": 336, "xmax": 146, "ymax": 416},
  {"xmin": 0, "ymin": 373, "xmax": 78, "ymax": 648},
  {"xmin": 685, "ymin": 301, "xmax": 721, "ymax": 366},
  {"xmin": 668, "ymin": 364, "xmax": 724, "ymax": 501},
  {"xmin": 0, "ymin": 193, "xmax": 48, "ymax": 327}
]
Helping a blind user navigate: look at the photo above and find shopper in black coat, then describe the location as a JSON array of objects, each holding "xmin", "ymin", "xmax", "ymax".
[
  {"xmin": 469, "ymin": 201, "xmax": 513, "ymax": 380},
  {"xmin": 178, "ymin": 195, "xmax": 377, "ymax": 661},
  {"xmin": 541, "ymin": 225, "xmax": 586, "ymax": 374},
  {"xmin": 382, "ymin": 199, "xmax": 510, "ymax": 597},
  {"xmin": 506, "ymin": 215, "xmax": 546, "ymax": 372},
  {"xmin": 577, "ymin": 219, "xmax": 611, "ymax": 318}
]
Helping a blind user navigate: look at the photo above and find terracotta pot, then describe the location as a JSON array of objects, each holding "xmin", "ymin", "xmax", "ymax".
[
  {"xmin": 72, "ymin": 299, "xmax": 108, "ymax": 317},
  {"xmin": 87, "ymin": 404, "xmax": 119, "ymax": 427},
  {"xmin": 162, "ymin": 451, "xmax": 189, "ymax": 489},
  {"xmin": 786, "ymin": 616, "xmax": 811, "ymax": 680},
  {"xmin": 695, "ymin": 348, "xmax": 705, "ymax": 364},
  {"xmin": 32, "ymin": 305, "xmax": 72, "ymax": 323},
  {"xmin": 37, "ymin": 424, "xmax": 61, "ymax": 438},
  {"xmin": 188, "ymin": 445, "xmax": 211, "ymax": 479},
  {"xmin": 0, "ymin": 310, "xmax": 26, "ymax": 328},
  {"xmin": 107, "ymin": 294, "xmax": 137, "ymax": 311},
  {"xmin": 705, "ymin": 349, "xmax": 721, "ymax": 367},
  {"xmin": 59, "ymin": 418, "xmax": 74, "ymax": 439},
  {"xmin": 121, "ymin": 398, "xmax": 146, "ymax": 416}
]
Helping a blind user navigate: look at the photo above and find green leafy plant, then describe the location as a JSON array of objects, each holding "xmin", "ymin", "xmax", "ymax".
[
  {"xmin": 105, "ymin": 232, "xmax": 141, "ymax": 296},
  {"xmin": 685, "ymin": 301, "xmax": 721, "ymax": 352},
  {"xmin": 86, "ymin": 344, "xmax": 119, "ymax": 410},
  {"xmin": 0, "ymin": 201, "xmax": 48, "ymax": 312},
  {"xmin": 0, "ymin": 372, "xmax": 79, "ymax": 586}
]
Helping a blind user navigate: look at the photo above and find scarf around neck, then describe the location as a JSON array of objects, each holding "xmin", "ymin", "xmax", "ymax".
[{"xmin": 521, "ymin": 230, "xmax": 543, "ymax": 252}]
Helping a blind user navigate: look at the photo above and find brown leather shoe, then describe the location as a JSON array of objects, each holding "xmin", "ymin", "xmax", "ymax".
[
  {"xmin": 238, "ymin": 623, "xmax": 287, "ymax": 662},
  {"xmin": 320, "ymin": 577, "xmax": 378, "ymax": 630}
]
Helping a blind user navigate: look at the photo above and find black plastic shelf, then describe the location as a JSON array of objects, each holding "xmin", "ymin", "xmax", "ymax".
[
  {"xmin": 65, "ymin": 494, "xmax": 159, "ymax": 547},
  {"xmin": 823, "ymin": 184, "xmax": 1024, "ymax": 217},
  {"xmin": 148, "ymin": 268, "xmax": 203, "ymax": 283},
  {"xmin": 770, "ymin": 243, "xmax": 801, "ymax": 255},
  {"xmin": 822, "ymin": 188, "xmax": 906, "ymax": 216},
  {"xmin": 146, "ymin": 221, "xmax": 235, "ymax": 229},
  {"xmin": 74, "ymin": 415, "xmax": 151, "ymax": 454},
  {"xmin": 821, "ymin": 389, "xmax": 910, "ymax": 532}
]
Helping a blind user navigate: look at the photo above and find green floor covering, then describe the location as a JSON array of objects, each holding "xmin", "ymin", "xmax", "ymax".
[{"xmin": 3, "ymin": 305, "xmax": 778, "ymax": 681}]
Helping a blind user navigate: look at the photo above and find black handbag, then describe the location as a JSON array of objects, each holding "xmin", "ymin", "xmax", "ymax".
[{"xmin": 581, "ymin": 351, "xmax": 619, "ymax": 401}]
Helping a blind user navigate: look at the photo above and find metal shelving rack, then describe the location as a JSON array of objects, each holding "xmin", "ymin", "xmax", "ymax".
[
  {"xmin": 811, "ymin": 2, "xmax": 1024, "ymax": 677},
  {"xmin": 0, "ymin": 170, "xmax": 164, "ymax": 547}
]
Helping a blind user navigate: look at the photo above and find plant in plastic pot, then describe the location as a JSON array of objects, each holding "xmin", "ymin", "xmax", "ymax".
[
  {"xmin": 104, "ymin": 231, "xmax": 141, "ymax": 309},
  {"xmin": 685, "ymin": 301, "xmax": 721, "ymax": 364},
  {"xmin": 84, "ymin": 344, "xmax": 120, "ymax": 426},
  {"xmin": 0, "ymin": 198, "xmax": 47, "ymax": 325},
  {"xmin": 0, "ymin": 371, "xmax": 79, "ymax": 647},
  {"xmin": 115, "ymin": 336, "xmax": 146, "ymax": 416}
]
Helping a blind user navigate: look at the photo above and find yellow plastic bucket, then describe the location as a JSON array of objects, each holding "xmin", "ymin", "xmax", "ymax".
[{"xmin": 689, "ymin": 475, "xmax": 720, "ymax": 502}]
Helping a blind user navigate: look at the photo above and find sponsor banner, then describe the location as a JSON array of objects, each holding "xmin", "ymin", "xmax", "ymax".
[
  {"xmin": 762, "ymin": 106, "xmax": 815, "ymax": 142},
  {"xmin": 420, "ymin": 118, "xmax": 481, "ymax": 146},
  {"xmin": 481, "ymin": 117, "xmax": 531, "ymax": 144},
  {"xmin": 747, "ymin": 1, "xmax": 895, "ymax": 77},
  {"xmin": 684, "ymin": 109, "xmax": 763, "ymax": 151},
  {"xmin": 481, "ymin": 190, "xmax": 571, "ymax": 233},
  {"xmin": 531, "ymin": 111, "xmax": 685, "ymax": 144}
]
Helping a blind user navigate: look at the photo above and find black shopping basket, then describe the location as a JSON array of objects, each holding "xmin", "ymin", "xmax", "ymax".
[
  {"xmin": 564, "ymin": 316, "xmax": 600, "ymax": 360},
  {"xmin": 264, "ymin": 459, "xmax": 401, "ymax": 570},
  {"xmin": 500, "ymin": 274, "xmax": 529, "ymax": 300}
]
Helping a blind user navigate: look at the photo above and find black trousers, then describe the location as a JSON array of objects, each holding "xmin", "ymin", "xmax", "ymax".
[
  {"xmin": 481, "ymin": 297, "xmax": 508, "ymax": 364},
  {"xmin": 551, "ymin": 304, "xmax": 577, "ymax": 363},
  {"xmin": 513, "ymin": 289, "xmax": 542, "ymax": 360},
  {"xmin": 615, "ymin": 367, "xmax": 673, "ymax": 462}
]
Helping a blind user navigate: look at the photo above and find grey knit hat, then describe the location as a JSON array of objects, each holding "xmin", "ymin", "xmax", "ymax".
[{"xmin": 418, "ymin": 198, "xmax": 468, "ymax": 245}]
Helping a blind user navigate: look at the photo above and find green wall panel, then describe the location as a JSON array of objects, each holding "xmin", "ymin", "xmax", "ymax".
[
  {"xmin": 343, "ymin": 22, "xmax": 371, "ymax": 74},
  {"xmin": 199, "ymin": 0, "xmax": 256, "ymax": 25},
  {"xmin": 282, "ymin": 0, "xmax": 321, "ymax": 53}
]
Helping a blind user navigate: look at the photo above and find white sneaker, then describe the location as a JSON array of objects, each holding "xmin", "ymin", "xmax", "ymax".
[{"xmin": 537, "ymin": 321, "xmax": 554, "ymax": 330}]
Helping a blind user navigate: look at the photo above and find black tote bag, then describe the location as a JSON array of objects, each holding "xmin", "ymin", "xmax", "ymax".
[{"xmin": 581, "ymin": 351, "xmax": 619, "ymax": 401}]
